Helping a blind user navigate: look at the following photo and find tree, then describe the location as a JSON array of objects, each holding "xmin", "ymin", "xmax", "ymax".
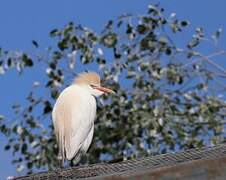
[{"xmin": 0, "ymin": 4, "xmax": 226, "ymax": 174}]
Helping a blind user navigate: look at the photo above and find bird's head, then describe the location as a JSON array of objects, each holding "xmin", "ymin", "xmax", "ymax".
[{"xmin": 73, "ymin": 72, "xmax": 115, "ymax": 97}]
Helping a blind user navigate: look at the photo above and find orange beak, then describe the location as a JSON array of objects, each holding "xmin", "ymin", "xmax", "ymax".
[{"xmin": 94, "ymin": 86, "xmax": 115, "ymax": 94}]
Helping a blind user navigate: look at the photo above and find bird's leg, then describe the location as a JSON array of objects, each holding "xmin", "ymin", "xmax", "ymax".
[
  {"xmin": 69, "ymin": 155, "xmax": 80, "ymax": 167},
  {"xmin": 70, "ymin": 160, "xmax": 74, "ymax": 167},
  {"xmin": 57, "ymin": 153, "xmax": 64, "ymax": 169},
  {"xmin": 61, "ymin": 158, "xmax": 64, "ymax": 168}
]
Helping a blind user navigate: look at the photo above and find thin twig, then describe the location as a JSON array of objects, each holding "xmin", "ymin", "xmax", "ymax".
[
  {"xmin": 199, "ymin": 53, "xmax": 226, "ymax": 74},
  {"xmin": 182, "ymin": 50, "xmax": 226, "ymax": 68}
]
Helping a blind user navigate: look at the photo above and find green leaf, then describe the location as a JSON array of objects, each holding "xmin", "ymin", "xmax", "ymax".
[
  {"xmin": 22, "ymin": 54, "xmax": 33, "ymax": 67},
  {"xmin": 58, "ymin": 38, "xmax": 69, "ymax": 50},
  {"xmin": 7, "ymin": 58, "xmax": 13, "ymax": 67},
  {"xmin": 49, "ymin": 62, "xmax": 56, "ymax": 70},
  {"xmin": 27, "ymin": 162, "xmax": 33, "ymax": 169},
  {"xmin": 215, "ymin": 28, "xmax": 223, "ymax": 39},
  {"xmin": 101, "ymin": 33, "xmax": 118, "ymax": 48},
  {"xmin": 32, "ymin": 40, "xmax": 39, "ymax": 48},
  {"xmin": 137, "ymin": 24, "xmax": 149, "ymax": 34},
  {"xmin": 43, "ymin": 101, "xmax": 52, "ymax": 114},
  {"xmin": 187, "ymin": 38, "xmax": 200, "ymax": 49},
  {"xmin": 4, "ymin": 144, "xmax": 10, "ymax": 150},
  {"xmin": 50, "ymin": 29, "xmax": 60, "ymax": 37},
  {"xmin": 180, "ymin": 20, "xmax": 190, "ymax": 27},
  {"xmin": 165, "ymin": 48, "xmax": 172, "ymax": 55},
  {"xmin": 21, "ymin": 144, "xmax": 28, "ymax": 154},
  {"xmin": 0, "ymin": 115, "xmax": 4, "ymax": 120},
  {"xmin": 0, "ymin": 66, "xmax": 5, "ymax": 74}
]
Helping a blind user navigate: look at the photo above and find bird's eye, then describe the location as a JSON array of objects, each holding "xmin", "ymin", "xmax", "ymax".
[{"xmin": 90, "ymin": 84, "xmax": 97, "ymax": 88}]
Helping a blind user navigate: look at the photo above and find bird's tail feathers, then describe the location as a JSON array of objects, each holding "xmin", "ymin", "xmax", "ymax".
[
  {"xmin": 71, "ymin": 150, "xmax": 83, "ymax": 165},
  {"xmin": 57, "ymin": 132, "xmax": 66, "ymax": 166}
]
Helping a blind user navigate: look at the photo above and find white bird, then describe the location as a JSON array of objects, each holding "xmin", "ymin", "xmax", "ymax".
[{"xmin": 52, "ymin": 72, "xmax": 114, "ymax": 165}]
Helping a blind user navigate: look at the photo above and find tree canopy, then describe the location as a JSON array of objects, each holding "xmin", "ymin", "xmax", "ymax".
[{"xmin": 0, "ymin": 4, "xmax": 226, "ymax": 174}]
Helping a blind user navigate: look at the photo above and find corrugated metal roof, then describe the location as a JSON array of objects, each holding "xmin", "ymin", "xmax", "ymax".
[{"xmin": 14, "ymin": 143, "xmax": 226, "ymax": 180}]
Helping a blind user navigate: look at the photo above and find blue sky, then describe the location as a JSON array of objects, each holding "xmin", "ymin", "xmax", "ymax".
[{"xmin": 0, "ymin": 0, "xmax": 226, "ymax": 178}]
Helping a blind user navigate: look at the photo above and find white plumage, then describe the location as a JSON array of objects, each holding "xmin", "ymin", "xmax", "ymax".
[{"xmin": 52, "ymin": 72, "xmax": 114, "ymax": 165}]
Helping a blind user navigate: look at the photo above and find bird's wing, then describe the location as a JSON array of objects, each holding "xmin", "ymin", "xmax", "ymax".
[
  {"xmin": 70, "ymin": 125, "xmax": 94, "ymax": 164},
  {"xmin": 81, "ymin": 124, "xmax": 94, "ymax": 153},
  {"xmin": 52, "ymin": 85, "xmax": 96, "ymax": 161}
]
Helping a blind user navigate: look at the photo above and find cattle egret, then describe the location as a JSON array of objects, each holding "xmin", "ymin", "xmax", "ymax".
[{"xmin": 52, "ymin": 72, "xmax": 114, "ymax": 165}]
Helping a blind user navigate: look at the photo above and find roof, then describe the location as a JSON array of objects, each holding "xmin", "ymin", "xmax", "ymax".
[{"xmin": 14, "ymin": 143, "xmax": 226, "ymax": 180}]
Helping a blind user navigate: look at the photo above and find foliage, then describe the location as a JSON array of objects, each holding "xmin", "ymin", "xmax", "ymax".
[{"xmin": 0, "ymin": 4, "xmax": 226, "ymax": 174}]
